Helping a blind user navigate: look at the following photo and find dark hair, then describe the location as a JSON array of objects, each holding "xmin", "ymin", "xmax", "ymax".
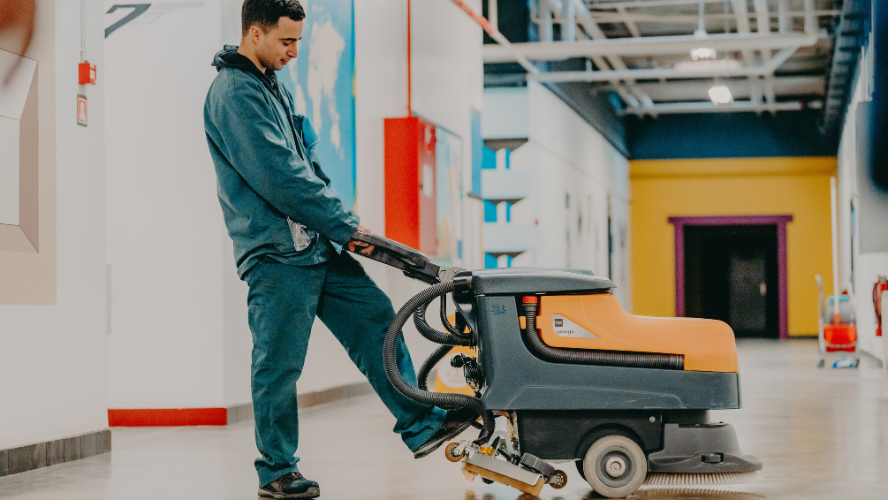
[{"xmin": 241, "ymin": 0, "xmax": 305, "ymax": 35}]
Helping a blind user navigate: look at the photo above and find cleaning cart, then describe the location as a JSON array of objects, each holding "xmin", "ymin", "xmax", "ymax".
[
  {"xmin": 815, "ymin": 275, "xmax": 859, "ymax": 368},
  {"xmin": 816, "ymin": 177, "xmax": 859, "ymax": 368}
]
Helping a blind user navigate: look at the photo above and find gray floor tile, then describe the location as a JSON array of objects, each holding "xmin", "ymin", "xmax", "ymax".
[{"xmin": 0, "ymin": 339, "xmax": 886, "ymax": 499}]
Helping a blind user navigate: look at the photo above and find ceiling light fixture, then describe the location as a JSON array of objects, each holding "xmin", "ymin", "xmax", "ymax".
[
  {"xmin": 691, "ymin": 0, "xmax": 716, "ymax": 60},
  {"xmin": 691, "ymin": 47, "xmax": 717, "ymax": 60},
  {"xmin": 708, "ymin": 84, "xmax": 733, "ymax": 105}
]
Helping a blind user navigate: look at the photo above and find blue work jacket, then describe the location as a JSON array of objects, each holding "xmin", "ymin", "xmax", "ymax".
[{"xmin": 204, "ymin": 46, "xmax": 359, "ymax": 278}]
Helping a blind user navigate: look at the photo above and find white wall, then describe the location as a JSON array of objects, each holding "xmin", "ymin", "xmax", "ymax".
[
  {"xmin": 836, "ymin": 39, "xmax": 888, "ymax": 365},
  {"xmin": 0, "ymin": 0, "xmax": 108, "ymax": 449},
  {"xmin": 104, "ymin": 0, "xmax": 229, "ymax": 409},
  {"xmin": 481, "ymin": 87, "xmax": 528, "ymax": 139},
  {"xmin": 354, "ymin": 0, "xmax": 484, "ymax": 367},
  {"xmin": 484, "ymin": 82, "xmax": 632, "ymax": 309}
]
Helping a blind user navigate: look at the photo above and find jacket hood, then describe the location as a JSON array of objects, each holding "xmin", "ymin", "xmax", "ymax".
[
  {"xmin": 213, "ymin": 45, "xmax": 259, "ymax": 72},
  {"xmin": 212, "ymin": 45, "xmax": 282, "ymax": 98}
]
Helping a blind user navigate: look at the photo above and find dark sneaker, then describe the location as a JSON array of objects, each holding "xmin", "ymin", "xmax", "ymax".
[
  {"xmin": 413, "ymin": 408, "xmax": 479, "ymax": 459},
  {"xmin": 258, "ymin": 472, "xmax": 320, "ymax": 499}
]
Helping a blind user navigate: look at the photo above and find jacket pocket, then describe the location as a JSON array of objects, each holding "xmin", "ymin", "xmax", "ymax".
[{"xmin": 287, "ymin": 217, "xmax": 312, "ymax": 251}]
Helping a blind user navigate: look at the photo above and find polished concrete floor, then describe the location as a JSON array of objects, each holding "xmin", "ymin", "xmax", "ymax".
[{"xmin": 1, "ymin": 339, "xmax": 887, "ymax": 499}]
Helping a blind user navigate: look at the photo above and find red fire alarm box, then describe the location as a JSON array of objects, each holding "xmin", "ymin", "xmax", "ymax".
[
  {"xmin": 384, "ymin": 116, "xmax": 437, "ymax": 255},
  {"xmin": 79, "ymin": 62, "xmax": 96, "ymax": 85}
]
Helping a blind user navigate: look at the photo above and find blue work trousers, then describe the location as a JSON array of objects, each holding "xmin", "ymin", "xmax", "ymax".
[{"xmin": 244, "ymin": 252, "xmax": 446, "ymax": 486}]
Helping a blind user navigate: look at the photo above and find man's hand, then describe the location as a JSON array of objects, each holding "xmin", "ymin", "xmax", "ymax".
[{"xmin": 347, "ymin": 224, "xmax": 375, "ymax": 255}]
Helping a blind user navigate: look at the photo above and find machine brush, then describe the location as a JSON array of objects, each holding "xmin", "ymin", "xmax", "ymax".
[{"xmin": 644, "ymin": 471, "xmax": 762, "ymax": 487}]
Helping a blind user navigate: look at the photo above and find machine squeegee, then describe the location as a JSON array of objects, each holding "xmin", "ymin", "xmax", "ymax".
[{"xmin": 349, "ymin": 233, "xmax": 762, "ymax": 498}]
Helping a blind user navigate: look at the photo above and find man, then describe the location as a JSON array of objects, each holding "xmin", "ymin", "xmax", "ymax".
[{"xmin": 203, "ymin": 1, "xmax": 475, "ymax": 498}]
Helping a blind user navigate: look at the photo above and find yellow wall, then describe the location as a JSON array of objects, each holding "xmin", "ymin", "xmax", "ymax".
[{"xmin": 630, "ymin": 157, "xmax": 836, "ymax": 337}]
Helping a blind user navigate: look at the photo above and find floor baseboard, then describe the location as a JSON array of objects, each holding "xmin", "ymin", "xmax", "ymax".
[{"xmin": 0, "ymin": 429, "xmax": 111, "ymax": 478}]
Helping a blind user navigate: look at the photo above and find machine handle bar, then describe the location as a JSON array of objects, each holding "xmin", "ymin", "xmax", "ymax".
[{"xmin": 348, "ymin": 232, "xmax": 441, "ymax": 284}]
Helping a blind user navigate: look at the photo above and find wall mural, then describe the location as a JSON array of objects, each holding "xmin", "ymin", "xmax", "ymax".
[
  {"xmin": 434, "ymin": 126, "xmax": 463, "ymax": 266},
  {"xmin": 223, "ymin": 0, "xmax": 357, "ymax": 207}
]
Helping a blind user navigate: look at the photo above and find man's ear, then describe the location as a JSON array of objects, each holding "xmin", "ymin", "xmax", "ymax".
[{"xmin": 248, "ymin": 25, "xmax": 263, "ymax": 44}]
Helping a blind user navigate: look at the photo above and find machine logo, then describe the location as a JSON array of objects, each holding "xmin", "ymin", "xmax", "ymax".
[{"xmin": 551, "ymin": 315, "xmax": 598, "ymax": 339}]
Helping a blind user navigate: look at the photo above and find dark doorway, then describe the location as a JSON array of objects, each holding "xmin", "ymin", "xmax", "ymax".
[{"xmin": 683, "ymin": 225, "xmax": 779, "ymax": 338}]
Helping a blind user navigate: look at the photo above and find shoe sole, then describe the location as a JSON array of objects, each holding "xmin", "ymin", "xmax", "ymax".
[
  {"xmin": 257, "ymin": 486, "xmax": 320, "ymax": 499},
  {"xmin": 412, "ymin": 419, "xmax": 476, "ymax": 459}
]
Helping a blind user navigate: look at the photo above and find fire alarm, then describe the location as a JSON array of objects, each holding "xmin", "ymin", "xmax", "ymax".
[{"xmin": 78, "ymin": 62, "xmax": 96, "ymax": 85}]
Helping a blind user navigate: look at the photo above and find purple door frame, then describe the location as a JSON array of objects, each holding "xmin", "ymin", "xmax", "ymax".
[{"xmin": 668, "ymin": 215, "xmax": 794, "ymax": 340}]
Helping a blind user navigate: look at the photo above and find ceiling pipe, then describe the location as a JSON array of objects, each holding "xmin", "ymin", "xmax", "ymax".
[
  {"xmin": 803, "ymin": 0, "xmax": 816, "ymax": 34},
  {"xmin": 483, "ymin": 32, "xmax": 816, "ymax": 62},
  {"xmin": 626, "ymin": 75, "xmax": 825, "ymax": 100},
  {"xmin": 778, "ymin": 0, "xmax": 789, "ymax": 33},
  {"xmin": 450, "ymin": 0, "xmax": 539, "ymax": 74},
  {"xmin": 528, "ymin": 44, "xmax": 800, "ymax": 83},
  {"xmin": 407, "ymin": 0, "xmax": 411, "ymax": 116},
  {"xmin": 621, "ymin": 100, "xmax": 805, "ymax": 116},
  {"xmin": 567, "ymin": 10, "xmax": 840, "ymax": 24},
  {"xmin": 753, "ymin": 0, "xmax": 777, "ymax": 114},
  {"xmin": 588, "ymin": 0, "xmax": 727, "ymax": 8}
]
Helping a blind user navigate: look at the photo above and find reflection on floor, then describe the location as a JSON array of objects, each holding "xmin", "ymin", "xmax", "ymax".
[{"xmin": 1, "ymin": 339, "xmax": 886, "ymax": 499}]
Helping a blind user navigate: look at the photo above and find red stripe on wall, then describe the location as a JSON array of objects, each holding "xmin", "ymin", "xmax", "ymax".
[{"xmin": 108, "ymin": 408, "xmax": 227, "ymax": 427}]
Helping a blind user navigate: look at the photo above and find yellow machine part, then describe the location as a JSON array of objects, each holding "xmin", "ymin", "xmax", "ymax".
[
  {"xmin": 538, "ymin": 294, "xmax": 738, "ymax": 373},
  {"xmin": 433, "ymin": 314, "xmax": 476, "ymax": 395}
]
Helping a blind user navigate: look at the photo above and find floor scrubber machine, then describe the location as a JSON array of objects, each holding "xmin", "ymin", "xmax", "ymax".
[{"xmin": 351, "ymin": 233, "xmax": 762, "ymax": 498}]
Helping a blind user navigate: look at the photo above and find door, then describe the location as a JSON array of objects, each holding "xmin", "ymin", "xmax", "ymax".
[{"xmin": 684, "ymin": 225, "xmax": 779, "ymax": 338}]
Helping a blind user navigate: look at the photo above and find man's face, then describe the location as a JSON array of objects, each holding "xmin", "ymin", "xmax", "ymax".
[{"xmin": 253, "ymin": 16, "xmax": 304, "ymax": 71}]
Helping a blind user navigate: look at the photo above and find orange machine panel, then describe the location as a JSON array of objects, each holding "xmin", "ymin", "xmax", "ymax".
[{"xmin": 538, "ymin": 294, "xmax": 738, "ymax": 373}]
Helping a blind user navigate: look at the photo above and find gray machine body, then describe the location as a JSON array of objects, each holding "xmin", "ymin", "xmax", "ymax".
[
  {"xmin": 648, "ymin": 423, "xmax": 763, "ymax": 473},
  {"xmin": 453, "ymin": 268, "xmax": 742, "ymax": 411}
]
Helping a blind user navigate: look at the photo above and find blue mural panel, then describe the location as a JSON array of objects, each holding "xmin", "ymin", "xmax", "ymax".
[{"xmin": 276, "ymin": 0, "xmax": 356, "ymax": 206}]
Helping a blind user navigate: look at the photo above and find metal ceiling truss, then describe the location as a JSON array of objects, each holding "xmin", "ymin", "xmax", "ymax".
[{"xmin": 483, "ymin": 0, "xmax": 843, "ymax": 118}]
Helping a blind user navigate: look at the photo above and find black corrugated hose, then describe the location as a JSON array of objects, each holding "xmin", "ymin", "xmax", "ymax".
[
  {"xmin": 384, "ymin": 280, "xmax": 494, "ymax": 443},
  {"xmin": 413, "ymin": 298, "xmax": 472, "ymax": 346},
  {"xmin": 522, "ymin": 300, "xmax": 684, "ymax": 370},
  {"xmin": 417, "ymin": 344, "xmax": 452, "ymax": 391}
]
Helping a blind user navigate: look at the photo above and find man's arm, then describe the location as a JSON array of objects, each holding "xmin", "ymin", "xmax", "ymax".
[{"xmin": 210, "ymin": 81, "xmax": 358, "ymax": 246}]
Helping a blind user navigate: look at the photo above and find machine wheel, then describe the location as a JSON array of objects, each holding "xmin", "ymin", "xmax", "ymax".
[
  {"xmin": 444, "ymin": 442, "xmax": 465, "ymax": 462},
  {"xmin": 549, "ymin": 470, "xmax": 568, "ymax": 489},
  {"xmin": 582, "ymin": 435, "xmax": 647, "ymax": 498}
]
